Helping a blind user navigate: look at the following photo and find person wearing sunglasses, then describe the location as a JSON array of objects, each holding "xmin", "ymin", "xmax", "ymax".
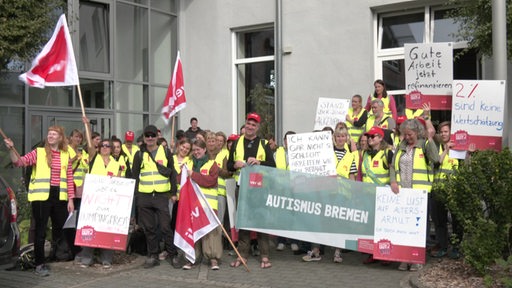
[
  {"xmin": 131, "ymin": 125, "xmax": 178, "ymax": 269},
  {"xmin": 79, "ymin": 137, "xmax": 121, "ymax": 269},
  {"xmin": 360, "ymin": 126, "xmax": 393, "ymax": 265}
]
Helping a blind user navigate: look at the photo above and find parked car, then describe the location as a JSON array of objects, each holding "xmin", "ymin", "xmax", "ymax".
[{"xmin": 0, "ymin": 176, "xmax": 20, "ymax": 270}]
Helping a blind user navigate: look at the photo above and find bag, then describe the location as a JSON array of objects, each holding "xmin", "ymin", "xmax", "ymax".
[
  {"xmin": 52, "ymin": 237, "xmax": 73, "ymax": 261},
  {"xmin": 127, "ymin": 227, "xmax": 147, "ymax": 256}
]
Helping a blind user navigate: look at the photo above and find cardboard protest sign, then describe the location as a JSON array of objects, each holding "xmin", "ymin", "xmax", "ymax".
[
  {"xmin": 405, "ymin": 43, "xmax": 453, "ymax": 110},
  {"xmin": 314, "ymin": 97, "xmax": 350, "ymax": 130},
  {"xmin": 373, "ymin": 187, "xmax": 428, "ymax": 264},
  {"xmin": 287, "ymin": 131, "xmax": 336, "ymax": 176},
  {"xmin": 450, "ymin": 80, "xmax": 505, "ymax": 151},
  {"xmin": 75, "ymin": 174, "xmax": 135, "ymax": 251}
]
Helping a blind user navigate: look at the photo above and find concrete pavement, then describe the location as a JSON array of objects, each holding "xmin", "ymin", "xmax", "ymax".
[{"xmin": 0, "ymin": 247, "xmax": 415, "ymax": 288}]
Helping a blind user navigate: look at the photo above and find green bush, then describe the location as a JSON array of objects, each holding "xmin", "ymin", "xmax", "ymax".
[{"xmin": 440, "ymin": 148, "xmax": 512, "ymax": 274}]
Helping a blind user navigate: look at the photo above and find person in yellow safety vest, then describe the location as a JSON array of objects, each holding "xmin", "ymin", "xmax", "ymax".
[
  {"xmin": 364, "ymin": 79, "xmax": 398, "ymax": 120},
  {"xmin": 112, "ymin": 138, "xmax": 132, "ymax": 178},
  {"xmin": 430, "ymin": 121, "xmax": 461, "ymax": 259},
  {"xmin": 79, "ymin": 138, "xmax": 121, "ymax": 268},
  {"xmin": 390, "ymin": 118, "xmax": 439, "ymax": 272},
  {"xmin": 179, "ymin": 139, "xmax": 222, "ymax": 270},
  {"xmin": 364, "ymin": 98, "xmax": 396, "ymax": 146},
  {"xmin": 122, "ymin": 130, "xmax": 139, "ymax": 170},
  {"xmin": 359, "ymin": 126, "xmax": 394, "ymax": 265},
  {"xmin": 131, "ymin": 124, "xmax": 178, "ymax": 269},
  {"xmin": 4, "ymin": 126, "xmax": 75, "ymax": 277},
  {"xmin": 227, "ymin": 112, "xmax": 276, "ymax": 269},
  {"xmin": 273, "ymin": 131, "xmax": 301, "ymax": 253},
  {"xmin": 214, "ymin": 131, "xmax": 233, "ymax": 232},
  {"xmin": 346, "ymin": 94, "xmax": 368, "ymax": 143}
]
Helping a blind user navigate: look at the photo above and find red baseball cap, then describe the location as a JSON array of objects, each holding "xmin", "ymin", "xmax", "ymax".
[
  {"xmin": 364, "ymin": 126, "xmax": 384, "ymax": 138},
  {"xmin": 227, "ymin": 134, "xmax": 240, "ymax": 141},
  {"xmin": 396, "ymin": 115, "xmax": 407, "ymax": 125},
  {"xmin": 415, "ymin": 116, "xmax": 427, "ymax": 128},
  {"xmin": 246, "ymin": 112, "xmax": 261, "ymax": 123},
  {"xmin": 125, "ymin": 130, "xmax": 135, "ymax": 142}
]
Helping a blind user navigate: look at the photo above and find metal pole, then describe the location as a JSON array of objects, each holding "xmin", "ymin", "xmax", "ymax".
[
  {"xmin": 275, "ymin": 0, "xmax": 283, "ymax": 145},
  {"xmin": 492, "ymin": 0, "xmax": 509, "ymax": 148}
]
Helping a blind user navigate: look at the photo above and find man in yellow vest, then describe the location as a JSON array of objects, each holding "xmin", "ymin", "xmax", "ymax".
[
  {"xmin": 131, "ymin": 125, "xmax": 178, "ymax": 269},
  {"xmin": 227, "ymin": 112, "xmax": 276, "ymax": 269}
]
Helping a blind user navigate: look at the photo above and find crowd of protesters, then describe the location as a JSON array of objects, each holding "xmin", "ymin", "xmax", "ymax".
[{"xmin": 2, "ymin": 79, "xmax": 472, "ymax": 276}]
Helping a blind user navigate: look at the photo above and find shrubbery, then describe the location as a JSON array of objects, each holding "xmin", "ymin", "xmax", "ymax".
[{"xmin": 438, "ymin": 148, "xmax": 512, "ymax": 275}]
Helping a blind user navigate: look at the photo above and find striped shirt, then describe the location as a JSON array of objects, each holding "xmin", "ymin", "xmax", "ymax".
[{"xmin": 16, "ymin": 149, "xmax": 75, "ymax": 199}]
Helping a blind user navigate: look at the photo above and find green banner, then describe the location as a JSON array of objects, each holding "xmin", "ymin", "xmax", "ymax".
[{"xmin": 236, "ymin": 166, "xmax": 377, "ymax": 251}]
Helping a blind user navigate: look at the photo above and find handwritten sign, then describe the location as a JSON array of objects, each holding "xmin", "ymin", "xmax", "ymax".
[
  {"xmin": 450, "ymin": 80, "xmax": 505, "ymax": 151},
  {"xmin": 75, "ymin": 174, "xmax": 135, "ymax": 251},
  {"xmin": 405, "ymin": 43, "xmax": 453, "ymax": 110},
  {"xmin": 314, "ymin": 97, "xmax": 350, "ymax": 130},
  {"xmin": 373, "ymin": 187, "xmax": 428, "ymax": 264},
  {"xmin": 287, "ymin": 131, "xmax": 336, "ymax": 176}
]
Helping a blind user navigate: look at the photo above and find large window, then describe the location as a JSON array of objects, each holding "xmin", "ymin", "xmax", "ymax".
[
  {"xmin": 375, "ymin": 6, "xmax": 480, "ymax": 123},
  {"xmin": 233, "ymin": 28, "xmax": 275, "ymax": 138},
  {"xmin": 79, "ymin": 1, "xmax": 110, "ymax": 74}
]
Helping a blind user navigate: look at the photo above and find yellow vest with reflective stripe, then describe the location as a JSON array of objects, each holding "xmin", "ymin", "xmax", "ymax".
[
  {"xmin": 90, "ymin": 155, "xmax": 120, "ymax": 176},
  {"xmin": 361, "ymin": 150, "xmax": 390, "ymax": 185},
  {"xmin": 275, "ymin": 147, "xmax": 288, "ymax": 170},
  {"xmin": 405, "ymin": 108, "xmax": 424, "ymax": 119},
  {"xmin": 365, "ymin": 115, "xmax": 392, "ymax": 131},
  {"xmin": 434, "ymin": 145, "xmax": 458, "ymax": 181},
  {"xmin": 73, "ymin": 150, "xmax": 89, "ymax": 187},
  {"xmin": 173, "ymin": 155, "xmax": 192, "ymax": 199},
  {"xmin": 28, "ymin": 148, "xmax": 69, "ymax": 202},
  {"xmin": 233, "ymin": 136, "xmax": 267, "ymax": 181},
  {"xmin": 369, "ymin": 95, "xmax": 392, "ymax": 117},
  {"xmin": 138, "ymin": 146, "xmax": 171, "ymax": 193},
  {"xmin": 195, "ymin": 160, "xmax": 218, "ymax": 210},
  {"xmin": 116, "ymin": 154, "xmax": 129, "ymax": 177},
  {"xmin": 215, "ymin": 149, "xmax": 229, "ymax": 196},
  {"xmin": 335, "ymin": 150, "xmax": 354, "ymax": 179},
  {"xmin": 122, "ymin": 144, "xmax": 140, "ymax": 169},
  {"xmin": 394, "ymin": 146, "xmax": 433, "ymax": 192},
  {"xmin": 346, "ymin": 108, "xmax": 365, "ymax": 142}
]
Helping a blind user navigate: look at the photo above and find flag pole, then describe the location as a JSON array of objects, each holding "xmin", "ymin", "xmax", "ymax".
[
  {"xmin": 170, "ymin": 115, "xmax": 176, "ymax": 153},
  {"xmin": 217, "ymin": 217, "xmax": 250, "ymax": 272},
  {"xmin": 0, "ymin": 128, "xmax": 22, "ymax": 160},
  {"xmin": 76, "ymin": 83, "xmax": 92, "ymax": 148}
]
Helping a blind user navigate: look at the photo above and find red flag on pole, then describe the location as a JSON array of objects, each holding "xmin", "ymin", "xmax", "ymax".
[
  {"xmin": 162, "ymin": 51, "xmax": 187, "ymax": 125},
  {"xmin": 19, "ymin": 14, "xmax": 79, "ymax": 88},
  {"xmin": 174, "ymin": 167, "xmax": 219, "ymax": 263}
]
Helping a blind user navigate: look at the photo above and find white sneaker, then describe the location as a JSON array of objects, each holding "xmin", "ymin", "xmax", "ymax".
[
  {"xmin": 302, "ymin": 251, "xmax": 321, "ymax": 262},
  {"xmin": 333, "ymin": 251, "xmax": 343, "ymax": 263},
  {"xmin": 291, "ymin": 243, "xmax": 299, "ymax": 252},
  {"xmin": 158, "ymin": 251, "xmax": 169, "ymax": 260},
  {"xmin": 276, "ymin": 243, "xmax": 285, "ymax": 251}
]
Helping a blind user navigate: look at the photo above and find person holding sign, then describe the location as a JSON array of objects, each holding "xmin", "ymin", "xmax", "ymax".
[
  {"xmin": 4, "ymin": 126, "xmax": 75, "ymax": 277},
  {"xmin": 346, "ymin": 94, "xmax": 368, "ymax": 142},
  {"xmin": 79, "ymin": 137, "xmax": 121, "ymax": 268},
  {"xmin": 364, "ymin": 79, "xmax": 397, "ymax": 120},
  {"xmin": 360, "ymin": 126, "xmax": 394, "ymax": 265},
  {"xmin": 390, "ymin": 119, "xmax": 439, "ymax": 271},
  {"xmin": 227, "ymin": 112, "xmax": 276, "ymax": 269},
  {"xmin": 131, "ymin": 124, "xmax": 178, "ymax": 269}
]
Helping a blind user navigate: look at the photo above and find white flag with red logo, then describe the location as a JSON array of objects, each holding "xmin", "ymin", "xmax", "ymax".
[
  {"xmin": 162, "ymin": 51, "xmax": 187, "ymax": 124},
  {"xmin": 174, "ymin": 166, "xmax": 219, "ymax": 263},
  {"xmin": 19, "ymin": 14, "xmax": 79, "ymax": 88}
]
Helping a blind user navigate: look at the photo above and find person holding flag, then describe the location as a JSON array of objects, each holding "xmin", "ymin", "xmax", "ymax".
[{"xmin": 178, "ymin": 139, "xmax": 222, "ymax": 270}]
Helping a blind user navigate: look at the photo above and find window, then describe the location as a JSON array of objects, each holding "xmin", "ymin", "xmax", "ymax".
[
  {"xmin": 79, "ymin": 1, "xmax": 110, "ymax": 73},
  {"xmin": 233, "ymin": 28, "xmax": 275, "ymax": 138},
  {"xmin": 375, "ymin": 6, "xmax": 479, "ymax": 122}
]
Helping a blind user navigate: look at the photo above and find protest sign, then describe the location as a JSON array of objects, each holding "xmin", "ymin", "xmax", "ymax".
[
  {"xmin": 75, "ymin": 174, "xmax": 135, "ymax": 251},
  {"xmin": 405, "ymin": 43, "xmax": 453, "ymax": 110},
  {"xmin": 373, "ymin": 187, "xmax": 428, "ymax": 264},
  {"xmin": 287, "ymin": 131, "xmax": 336, "ymax": 176},
  {"xmin": 450, "ymin": 80, "xmax": 505, "ymax": 151},
  {"xmin": 314, "ymin": 97, "xmax": 350, "ymax": 130}
]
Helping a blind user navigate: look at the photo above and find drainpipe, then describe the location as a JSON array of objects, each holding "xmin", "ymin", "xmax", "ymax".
[{"xmin": 275, "ymin": 0, "xmax": 283, "ymax": 145}]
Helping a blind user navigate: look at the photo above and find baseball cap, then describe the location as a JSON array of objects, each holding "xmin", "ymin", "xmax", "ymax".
[
  {"xmin": 143, "ymin": 125, "xmax": 159, "ymax": 136},
  {"xmin": 125, "ymin": 130, "xmax": 135, "ymax": 142},
  {"xmin": 396, "ymin": 115, "xmax": 407, "ymax": 126},
  {"xmin": 227, "ymin": 134, "xmax": 240, "ymax": 141},
  {"xmin": 364, "ymin": 126, "xmax": 384, "ymax": 138},
  {"xmin": 246, "ymin": 112, "xmax": 261, "ymax": 123},
  {"xmin": 415, "ymin": 116, "xmax": 427, "ymax": 128}
]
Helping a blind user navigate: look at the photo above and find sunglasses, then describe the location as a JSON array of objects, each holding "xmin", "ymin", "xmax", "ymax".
[
  {"xmin": 101, "ymin": 143, "xmax": 111, "ymax": 148},
  {"xmin": 368, "ymin": 134, "xmax": 380, "ymax": 139},
  {"xmin": 144, "ymin": 133, "xmax": 157, "ymax": 138}
]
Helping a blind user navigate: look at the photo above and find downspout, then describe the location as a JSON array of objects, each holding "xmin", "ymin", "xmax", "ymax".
[{"xmin": 275, "ymin": 0, "xmax": 283, "ymax": 145}]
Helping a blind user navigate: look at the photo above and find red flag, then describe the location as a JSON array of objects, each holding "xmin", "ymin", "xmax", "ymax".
[
  {"xmin": 19, "ymin": 14, "xmax": 79, "ymax": 88},
  {"xmin": 162, "ymin": 51, "xmax": 187, "ymax": 124},
  {"xmin": 174, "ymin": 167, "xmax": 219, "ymax": 263}
]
